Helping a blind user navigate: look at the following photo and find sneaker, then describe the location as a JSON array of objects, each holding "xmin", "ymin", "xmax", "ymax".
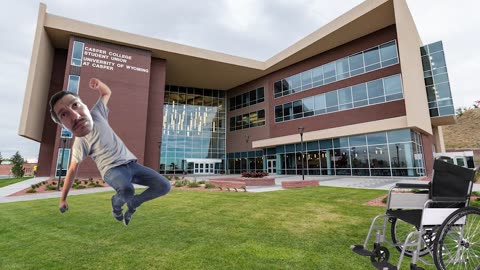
[
  {"xmin": 123, "ymin": 203, "xmax": 136, "ymax": 226},
  {"xmin": 111, "ymin": 197, "xmax": 123, "ymax": 222}
]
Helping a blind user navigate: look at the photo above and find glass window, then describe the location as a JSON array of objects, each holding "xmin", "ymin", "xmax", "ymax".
[
  {"xmin": 387, "ymin": 129, "xmax": 411, "ymax": 143},
  {"xmin": 430, "ymin": 52, "xmax": 447, "ymax": 69},
  {"xmin": 257, "ymin": 87, "xmax": 264, "ymax": 102},
  {"xmin": 314, "ymin": 95, "xmax": 326, "ymax": 110},
  {"xmin": 367, "ymin": 132, "xmax": 387, "ymax": 145},
  {"xmin": 334, "ymin": 148, "xmax": 351, "ymax": 169},
  {"xmin": 319, "ymin": 139, "xmax": 333, "ymax": 149},
  {"xmin": 367, "ymin": 79, "xmax": 384, "ymax": 98},
  {"xmin": 351, "ymin": 146, "xmax": 369, "ymax": 168},
  {"xmin": 274, "ymin": 81, "xmax": 282, "ymax": 97},
  {"xmin": 301, "ymin": 70, "xmax": 312, "ymax": 86},
  {"xmin": 352, "ymin": 83, "xmax": 368, "ymax": 101},
  {"xmin": 312, "ymin": 67, "xmax": 323, "ymax": 82},
  {"xmin": 67, "ymin": 75, "xmax": 80, "ymax": 94},
  {"xmin": 349, "ymin": 53, "xmax": 364, "ymax": 71},
  {"xmin": 349, "ymin": 135, "xmax": 366, "ymax": 146},
  {"xmin": 336, "ymin": 58, "xmax": 349, "ymax": 79},
  {"xmin": 364, "ymin": 47, "xmax": 380, "ymax": 67},
  {"xmin": 55, "ymin": 148, "xmax": 71, "ymax": 177},
  {"xmin": 293, "ymin": 100, "xmax": 303, "ymax": 118},
  {"xmin": 283, "ymin": 103, "xmax": 292, "ymax": 120},
  {"xmin": 303, "ymin": 97, "xmax": 314, "ymax": 113},
  {"xmin": 249, "ymin": 90, "xmax": 257, "ymax": 105},
  {"xmin": 384, "ymin": 75, "xmax": 402, "ymax": 95},
  {"xmin": 338, "ymin": 87, "xmax": 352, "ymax": 104},
  {"xmin": 71, "ymin": 41, "xmax": 84, "ymax": 66},
  {"xmin": 379, "ymin": 41, "xmax": 398, "ymax": 61},
  {"xmin": 428, "ymin": 41, "xmax": 443, "ymax": 54},
  {"xmin": 323, "ymin": 62, "xmax": 336, "ymax": 79},
  {"xmin": 291, "ymin": 74, "xmax": 301, "ymax": 91},
  {"xmin": 275, "ymin": 105, "xmax": 283, "ymax": 122},
  {"xmin": 325, "ymin": 91, "xmax": 338, "ymax": 107}
]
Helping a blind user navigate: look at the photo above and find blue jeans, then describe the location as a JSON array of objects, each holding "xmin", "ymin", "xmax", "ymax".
[{"xmin": 103, "ymin": 161, "xmax": 171, "ymax": 210}]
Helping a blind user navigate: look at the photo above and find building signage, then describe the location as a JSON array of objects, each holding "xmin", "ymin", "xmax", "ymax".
[{"xmin": 82, "ymin": 46, "xmax": 149, "ymax": 73}]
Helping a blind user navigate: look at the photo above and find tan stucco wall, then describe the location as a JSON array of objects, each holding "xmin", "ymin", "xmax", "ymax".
[
  {"xmin": 18, "ymin": 3, "xmax": 55, "ymax": 142},
  {"xmin": 393, "ymin": 0, "xmax": 432, "ymax": 135},
  {"xmin": 432, "ymin": 126, "xmax": 446, "ymax": 152}
]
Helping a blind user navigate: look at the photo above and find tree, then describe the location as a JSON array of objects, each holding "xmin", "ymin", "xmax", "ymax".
[
  {"xmin": 10, "ymin": 151, "xmax": 25, "ymax": 178},
  {"xmin": 0, "ymin": 151, "xmax": 3, "ymax": 165}
]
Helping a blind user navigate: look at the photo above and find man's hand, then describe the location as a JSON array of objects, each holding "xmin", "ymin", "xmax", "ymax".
[
  {"xmin": 59, "ymin": 200, "xmax": 69, "ymax": 214},
  {"xmin": 89, "ymin": 77, "xmax": 111, "ymax": 105},
  {"xmin": 89, "ymin": 78, "xmax": 101, "ymax": 90}
]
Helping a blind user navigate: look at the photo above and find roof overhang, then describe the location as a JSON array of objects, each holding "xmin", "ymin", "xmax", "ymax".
[{"xmin": 42, "ymin": 0, "xmax": 395, "ymax": 90}]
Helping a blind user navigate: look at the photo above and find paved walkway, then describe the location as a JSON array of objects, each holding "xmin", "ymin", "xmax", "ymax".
[{"xmin": 1, "ymin": 174, "xmax": 479, "ymax": 203}]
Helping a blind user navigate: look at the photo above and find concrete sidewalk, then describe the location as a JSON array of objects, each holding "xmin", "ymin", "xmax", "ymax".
[{"xmin": 1, "ymin": 174, "xmax": 479, "ymax": 203}]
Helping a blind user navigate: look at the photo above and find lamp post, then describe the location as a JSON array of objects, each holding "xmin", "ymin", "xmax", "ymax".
[
  {"xmin": 298, "ymin": 127, "xmax": 305, "ymax": 180},
  {"xmin": 57, "ymin": 138, "xmax": 67, "ymax": 191}
]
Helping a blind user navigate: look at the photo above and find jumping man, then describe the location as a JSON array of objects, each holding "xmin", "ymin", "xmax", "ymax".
[{"xmin": 49, "ymin": 78, "xmax": 171, "ymax": 226}]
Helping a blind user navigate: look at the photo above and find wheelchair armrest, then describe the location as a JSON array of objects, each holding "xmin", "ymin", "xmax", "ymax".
[{"xmin": 394, "ymin": 183, "xmax": 430, "ymax": 189}]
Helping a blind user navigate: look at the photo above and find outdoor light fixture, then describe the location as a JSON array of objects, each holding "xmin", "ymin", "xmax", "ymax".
[{"xmin": 298, "ymin": 127, "xmax": 305, "ymax": 180}]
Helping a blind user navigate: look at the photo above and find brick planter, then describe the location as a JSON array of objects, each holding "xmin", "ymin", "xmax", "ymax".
[
  {"xmin": 208, "ymin": 177, "xmax": 275, "ymax": 186},
  {"xmin": 281, "ymin": 180, "xmax": 320, "ymax": 189}
]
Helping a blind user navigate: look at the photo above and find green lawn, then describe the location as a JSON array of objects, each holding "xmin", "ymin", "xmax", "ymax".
[
  {"xmin": 0, "ymin": 186, "xmax": 442, "ymax": 270},
  {"xmin": 0, "ymin": 177, "xmax": 33, "ymax": 188}
]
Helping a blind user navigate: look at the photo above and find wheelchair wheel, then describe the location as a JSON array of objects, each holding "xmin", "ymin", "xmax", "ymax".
[
  {"xmin": 433, "ymin": 207, "xmax": 480, "ymax": 270},
  {"xmin": 390, "ymin": 217, "xmax": 435, "ymax": 257},
  {"xmin": 370, "ymin": 246, "xmax": 389, "ymax": 263}
]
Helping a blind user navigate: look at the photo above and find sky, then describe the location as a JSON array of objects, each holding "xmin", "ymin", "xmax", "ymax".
[{"xmin": 0, "ymin": 0, "xmax": 478, "ymax": 163}]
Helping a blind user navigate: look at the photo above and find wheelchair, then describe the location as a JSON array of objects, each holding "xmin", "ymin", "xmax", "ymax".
[{"xmin": 352, "ymin": 159, "xmax": 478, "ymax": 270}]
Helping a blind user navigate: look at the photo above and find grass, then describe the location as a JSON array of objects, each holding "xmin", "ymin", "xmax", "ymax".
[
  {"xmin": 0, "ymin": 186, "xmax": 447, "ymax": 270},
  {"xmin": 0, "ymin": 177, "xmax": 33, "ymax": 188}
]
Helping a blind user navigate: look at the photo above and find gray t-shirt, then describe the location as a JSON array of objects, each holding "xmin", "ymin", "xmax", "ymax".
[{"xmin": 71, "ymin": 99, "xmax": 137, "ymax": 178}]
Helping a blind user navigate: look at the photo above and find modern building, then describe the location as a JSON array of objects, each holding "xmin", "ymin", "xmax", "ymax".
[{"xmin": 19, "ymin": 0, "xmax": 457, "ymax": 179}]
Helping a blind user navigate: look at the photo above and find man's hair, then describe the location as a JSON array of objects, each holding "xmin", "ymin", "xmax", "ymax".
[{"xmin": 49, "ymin": 91, "xmax": 80, "ymax": 124}]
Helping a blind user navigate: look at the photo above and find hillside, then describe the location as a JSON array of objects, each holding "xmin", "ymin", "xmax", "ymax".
[{"xmin": 443, "ymin": 108, "xmax": 480, "ymax": 149}]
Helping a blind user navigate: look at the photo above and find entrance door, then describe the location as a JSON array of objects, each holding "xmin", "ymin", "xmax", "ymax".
[{"xmin": 267, "ymin": 159, "xmax": 276, "ymax": 174}]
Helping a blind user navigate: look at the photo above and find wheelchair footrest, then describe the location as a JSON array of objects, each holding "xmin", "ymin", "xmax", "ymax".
[
  {"xmin": 351, "ymin": 245, "xmax": 375, "ymax": 256},
  {"xmin": 372, "ymin": 261, "xmax": 397, "ymax": 270}
]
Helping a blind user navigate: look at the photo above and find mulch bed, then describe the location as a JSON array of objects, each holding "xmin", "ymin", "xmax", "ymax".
[{"xmin": 8, "ymin": 179, "xmax": 109, "ymax": 197}]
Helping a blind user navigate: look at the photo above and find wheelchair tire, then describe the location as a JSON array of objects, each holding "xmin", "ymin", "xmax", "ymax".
[
  {"xmin": 390, "ymin": 217, "xmax": 434, "ymax": 257},
  {"xmin": 370, "ymin": 246, "xmax": 389, "ymax": 263},
  {"xmin": 433, "ymin": 207, "xmax": 480, "ymax": 270}
]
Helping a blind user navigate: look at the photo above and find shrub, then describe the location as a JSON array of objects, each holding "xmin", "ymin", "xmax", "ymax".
[
  {"xmin": 472, "ymin": 191, "xmax": 480, "ymax": 197},
  {"xmin": 475, "ymin": 171, "xmax": 480, "ymax": 183},
  {"xmin": 205, "ymin": 183, "xmax": 216, "ymax": 189},
  {"xmin": 31, "ymin": 184, "xmax": 36, "ymax": 189},
  {"xmin": 187, "ymin": 182, "xmax": 200, "ymax": 188},
  {"xmin": 197, "ymin": 180, "xmax": 205, "ymax": 184},
  {"xmin": 381, "ymin": 196, "xmax": 388, "ymax": 204},
  {"xmin": 26, "ymin": 189, "xmax": 37, "ymax": 193},
  {"xmin": 52, "ymin": 181, "xmax": 57, "ymax": 185},
  {"xmin": 174, "ymin": 182, "xmax": 184, "ymax": 187},
  {"xmin": 46, "ymin": 185, "xmax": 57, "ymax": 191}
]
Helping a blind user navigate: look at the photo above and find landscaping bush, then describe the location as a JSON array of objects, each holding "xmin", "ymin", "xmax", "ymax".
[
  {"xmin": 26, "ymin": 189, "xmax": 37, "ymax": 193},
  {"xmin": 187, "ymin": 182, "xmax": 200, "ymax": 188},
  {"xmin": 204, "ymin": 183, "xmax": 216, "ymax": 189},
  {"xmin": 197, "ymin": 180, "xmax": 205, "ymax": 184},
  {"xmin": 46, "ymin": 185, "xmax": 57, "ymax": 191}
]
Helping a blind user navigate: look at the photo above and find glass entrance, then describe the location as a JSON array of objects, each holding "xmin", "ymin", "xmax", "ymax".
[
  {"xmin": 267, "ymin": 159, "xmax": 276, "ymax": 174},
  {"xmin": 189, "ymin": 159, "xmax": 221, "ymax": 174}
]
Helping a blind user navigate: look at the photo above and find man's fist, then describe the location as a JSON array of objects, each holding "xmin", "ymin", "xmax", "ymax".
[
  {"xmin": 89, "ymin": 78, "xmax": 100, "ymax": 90},
  {"xmin": 59, "ymin": 201, "xmax": 69, "ymax": 214}
]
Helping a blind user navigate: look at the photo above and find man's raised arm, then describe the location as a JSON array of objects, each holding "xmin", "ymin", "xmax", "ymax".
[{"xmin": 89, "ymin": 78, "xmax": 112, "ymax": 106}]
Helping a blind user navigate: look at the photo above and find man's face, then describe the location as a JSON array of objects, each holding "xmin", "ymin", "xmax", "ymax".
[{"xmin": 54, "ymin": 94, "xmax": 93, "ymax": 137}]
